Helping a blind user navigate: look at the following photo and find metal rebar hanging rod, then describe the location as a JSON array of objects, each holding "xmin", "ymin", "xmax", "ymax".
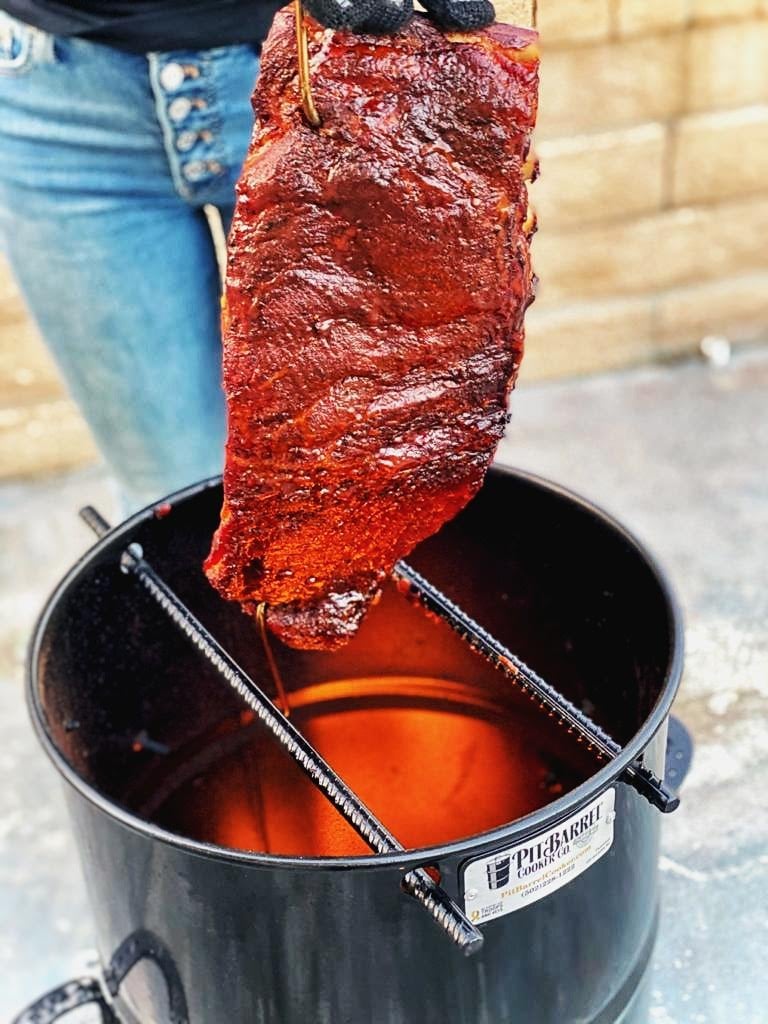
[
  {"xmin": 79, "ymin": 507, "xmax": 483, "ymax": 956},
  {"xmin": 393, "ymin": 560, "xmax": 678, "ymax": 813}
]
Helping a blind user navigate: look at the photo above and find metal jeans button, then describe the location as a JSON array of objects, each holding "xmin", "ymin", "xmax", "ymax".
[
  {"xmin": 159, "ymin": 62, "xmax": 185, "ymax": 91},
  {"xmin": 168, "ymin": 97, "xmax": 192, "ymax": 121},
  {"xmin": 176, "ymin": 130, "xmax": 198, "ymax": 152},
  {"xmin": 182, "ymin": 160, "xmax": 208, "ymax": 182}
]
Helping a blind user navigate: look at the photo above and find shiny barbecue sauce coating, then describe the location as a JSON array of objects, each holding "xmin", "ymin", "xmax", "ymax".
[{"xmin": 205, "ymin": 9, "xmax": 540, "ymax": 649}]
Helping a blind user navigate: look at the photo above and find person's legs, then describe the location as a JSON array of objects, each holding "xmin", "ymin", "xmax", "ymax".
[
  {"xmin": 0, "ymin": 16, "xmax": 258, "ymax": 509},
  {"xmin": 4, "ymin": 202, "xmax": 226, "ymax": 510}
]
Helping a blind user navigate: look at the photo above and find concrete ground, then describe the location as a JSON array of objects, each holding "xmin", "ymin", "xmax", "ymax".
[{"xmin": 2, "ymin": 346, "xmax": 766, "ymax": 1023}]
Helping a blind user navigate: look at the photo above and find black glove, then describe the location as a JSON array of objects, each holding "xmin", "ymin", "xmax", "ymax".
[{"xmin": 302, "ymin": 0, "xmax": 495, "ymax": 34}]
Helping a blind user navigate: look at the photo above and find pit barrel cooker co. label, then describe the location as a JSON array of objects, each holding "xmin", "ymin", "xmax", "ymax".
[{"xmin": 463, "ymin": 789, "xmax": 616, "ymax": 924}]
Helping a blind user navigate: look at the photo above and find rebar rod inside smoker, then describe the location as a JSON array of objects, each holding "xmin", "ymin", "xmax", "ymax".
[
  {"xmin": 394, "ymin": 560, "xmax": 679, "ymax": 813},
  {"xmin": 79, "ymin": 507, "xmax": 483, "ymax": 956}
]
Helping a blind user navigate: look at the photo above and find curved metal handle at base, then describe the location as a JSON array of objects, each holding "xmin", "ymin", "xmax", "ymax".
[
  {"xmin": 12, "ymin": 976, "xmax": 119, "ymax": 1024},
  {"xmin": 13, "ymin": 928, "xmax": 190, "ymax": 1024}
]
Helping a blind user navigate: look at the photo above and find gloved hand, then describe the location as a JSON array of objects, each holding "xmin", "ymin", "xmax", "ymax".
[{"xmin": 302, "ymin": 0, "xmax": 496, "ymax": 34}]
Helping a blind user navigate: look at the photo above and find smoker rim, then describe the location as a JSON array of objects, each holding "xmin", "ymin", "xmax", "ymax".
[{"xmin": 26, "ymin": 467, "xmax": 684, "ymax": 872}]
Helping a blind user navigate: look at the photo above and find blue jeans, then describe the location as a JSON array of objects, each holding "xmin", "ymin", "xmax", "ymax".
[{"xmin": 0, "ymin": 11, "xmax": 259, "ymax": 508}]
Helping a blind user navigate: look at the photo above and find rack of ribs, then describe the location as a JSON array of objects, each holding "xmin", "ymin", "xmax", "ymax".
[{"xmin": 205, "ymin": 7, "xmax": 539, "ymax": 650}]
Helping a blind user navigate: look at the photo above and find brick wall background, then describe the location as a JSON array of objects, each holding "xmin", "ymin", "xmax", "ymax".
[
  {"xmin": 1, "ymin": 0, "xmax": 767, "ymax": 478},
  {"xmin": 501, "ymin": 0, "xmax": 768, "ymax": 378}
]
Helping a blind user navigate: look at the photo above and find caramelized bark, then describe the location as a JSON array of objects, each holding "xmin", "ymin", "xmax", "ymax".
[{"xmin": 205, "ymin": 9, "xmax": 539, "ymax": 649}]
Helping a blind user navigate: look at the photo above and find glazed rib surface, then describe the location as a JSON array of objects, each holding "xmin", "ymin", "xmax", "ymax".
[{"xmin": 205, "ymin": 9, "xmax": 539, "ymax": 648}]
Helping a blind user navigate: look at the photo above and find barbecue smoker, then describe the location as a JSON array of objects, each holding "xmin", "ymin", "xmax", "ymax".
[{"xmin": 17, "ymin": 468, "xmax": 685, "ymax": 1024}]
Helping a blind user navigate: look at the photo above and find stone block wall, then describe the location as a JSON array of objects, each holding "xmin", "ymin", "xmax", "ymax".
[
  {"xmin": 498, "ymin": 0, "xmax": 768, "ymax": 378},
  {"xmin": 1, "ymin": 0, "xmax": 767, "ymax": 477}
]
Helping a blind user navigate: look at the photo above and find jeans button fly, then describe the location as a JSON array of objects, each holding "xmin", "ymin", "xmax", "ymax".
[
  {"xmin": 168, "ymin": 97, "xmax": 192, "ymax": 122},
  {"xmin": 159, "ymin": 62, "xmax": 186, "ymax": 91}
]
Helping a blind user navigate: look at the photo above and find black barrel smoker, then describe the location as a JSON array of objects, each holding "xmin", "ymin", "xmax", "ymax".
[{"xmin": 17, "ymin": 468, "xmax": 684, "ymax": 1024}]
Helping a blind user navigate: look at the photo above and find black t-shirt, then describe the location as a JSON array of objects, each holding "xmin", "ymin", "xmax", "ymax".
[{"xmin": 3, "ymin": 0, "xmax": 285, "ymax": 52}]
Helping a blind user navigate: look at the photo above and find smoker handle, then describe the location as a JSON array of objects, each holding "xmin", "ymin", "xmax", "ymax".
[
  {"xmin": 14, "ymin": 929, "xmax": 190, "ymax": 1024},
  {"xmin": 12, "ymin": 976, "xmax": 120, "ymax": 1024}
]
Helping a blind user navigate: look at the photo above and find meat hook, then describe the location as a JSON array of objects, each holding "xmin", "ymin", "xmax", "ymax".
[{"xmin": 295, "ymin": 0, "xmax": 322, "ymax": 127}]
